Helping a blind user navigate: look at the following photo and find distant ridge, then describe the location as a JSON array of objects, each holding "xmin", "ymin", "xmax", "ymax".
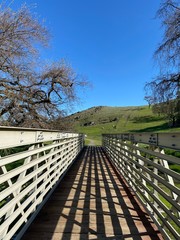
[
  {"xmin": 64, "ymin": 105, "xmax": 180, "ymax": 145},
  {"xmin": 68, "ymin": 105, "xmax": 151, "ymax": 127}
]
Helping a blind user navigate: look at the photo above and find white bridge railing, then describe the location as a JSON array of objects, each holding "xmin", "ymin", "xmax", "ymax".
[
  {"xmin": 102, "ymin": 133, "xmax": 180, "ymax": 240},
  {"xmin": 0, "ymin": 127, "xmax": 84, "ymax": 240}
]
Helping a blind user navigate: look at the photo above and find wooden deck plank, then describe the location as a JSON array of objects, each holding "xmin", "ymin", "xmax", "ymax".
[{"xmin": 22, "ymin": 146, "xmax": 163, "ymax": 240}]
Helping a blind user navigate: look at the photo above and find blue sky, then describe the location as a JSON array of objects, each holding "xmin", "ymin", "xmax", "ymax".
[{"xmin": 12, "ymin": 0, "xmax": 162, "ymax": 112}]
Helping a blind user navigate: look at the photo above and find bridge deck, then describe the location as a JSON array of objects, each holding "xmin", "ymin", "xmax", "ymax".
[{"xmin": 22, "ymin": 146, "xmax": 163, "ymax": 240}]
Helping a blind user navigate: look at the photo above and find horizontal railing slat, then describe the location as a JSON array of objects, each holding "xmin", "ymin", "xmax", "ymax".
[
  {"xmin": 0, "ymin": 127, "xmax": 84, "ymax": 240},
  {"xmin": 103, "ymin": 133, "xmax": 180, "ymax": 240}
]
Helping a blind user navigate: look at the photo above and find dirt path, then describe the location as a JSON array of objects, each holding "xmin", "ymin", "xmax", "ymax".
[{"xmin": 87, "ymin": 139, "xmax": 96, "ymax": 146}]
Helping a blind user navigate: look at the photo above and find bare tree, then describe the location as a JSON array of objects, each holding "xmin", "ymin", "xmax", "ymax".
[
  {"xmin": 155, "ymin": 0, "xmax": 180, "ymax": 69},
  {"xmin": 0, "ymin": 4, "xmax": 87, "ymax": 128},
  {"xmin": 145, "ymin": 0, "xmax": 180, "ymax": 126}
]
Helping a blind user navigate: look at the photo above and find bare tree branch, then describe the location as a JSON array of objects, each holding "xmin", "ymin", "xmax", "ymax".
[
  {"xmin": 145, "ymin": 1, "xmax": 180, "ymax": 126},
  {"xmin": 0, "ymin": 3, "xmax": 88, "ymax": 128}
]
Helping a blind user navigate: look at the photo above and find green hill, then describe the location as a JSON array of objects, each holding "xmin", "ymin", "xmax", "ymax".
[{"xmin": 66, "ymin": 105, "xmax": 180, "ymax": 145}]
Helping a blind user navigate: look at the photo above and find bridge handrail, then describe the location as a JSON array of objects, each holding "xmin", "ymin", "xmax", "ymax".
[
  {"xmin": 102, "ymin": 133, "xmax": 180, "ymax": 240},
  {"xmin": 103, "ymin": 132, "xmax": 180, "ymax": 150},
  {"xmin": 0, "ymin": 127, "xmax": 84, "ymax": 240},
  {"xmin": 0, "ymin": 126, "xmax": 81, "ymax": 149}
]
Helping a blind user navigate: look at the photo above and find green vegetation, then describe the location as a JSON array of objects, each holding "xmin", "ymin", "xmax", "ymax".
[
  {"xmin": 67, "ymin": 105, "xmax": 180, "ymax": 145},
  {"xmin": 0, "ymin": 145, "xmax": 29, "ymax": 157}
]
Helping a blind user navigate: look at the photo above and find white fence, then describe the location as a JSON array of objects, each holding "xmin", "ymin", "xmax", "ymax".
[
  {"xmin": 0, "ymin": 127, "xmax": 84, "ymax": 240},
  {"xmin": 102, "ymin": 133, "xmax": 180, "ymax": 240}
]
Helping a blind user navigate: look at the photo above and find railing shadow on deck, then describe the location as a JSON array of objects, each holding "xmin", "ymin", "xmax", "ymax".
[{"xmin": 22, "ymin": 146, "xmax": 162, "ymax": 240}]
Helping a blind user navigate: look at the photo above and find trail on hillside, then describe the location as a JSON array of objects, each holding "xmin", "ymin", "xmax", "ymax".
[{"xmin": 87, "ymin": 139, "xmax": 96, "ymax": 146}]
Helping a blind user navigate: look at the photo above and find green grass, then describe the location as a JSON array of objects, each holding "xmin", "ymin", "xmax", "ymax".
[
  {"xmin": 69, "ymin": 105, "xmax": 180, "ymax": 145},
  {"xmin": 85, "ymin": 136, "xmax": 102, "ymax": 146},
  {"xmin": 144, "ymin": 182, "xmax": 180, "ymax": 238}
]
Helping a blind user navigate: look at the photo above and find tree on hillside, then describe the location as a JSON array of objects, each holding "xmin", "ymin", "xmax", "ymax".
[
  {"xmin": 0, "ymin": 4, "xmax": 87, "ymax": 128},
  {"xmin": 145, "ymin": 0, "xmax": 180, "ymax": 126}
]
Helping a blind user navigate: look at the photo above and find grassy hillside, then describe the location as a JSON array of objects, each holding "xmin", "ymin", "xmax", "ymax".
[{"xmin": 67, "ymin": 105, "xmax": 180, "ymax": 145}]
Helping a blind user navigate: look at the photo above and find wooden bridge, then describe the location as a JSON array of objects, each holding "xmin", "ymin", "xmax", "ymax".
[
  {"xmin": 0, "ymin": 127, "xmax": 179, "ymax": 240},
  {"xmin": 22, "ymin": 146, "xmax": 162, "ymax": 240}
]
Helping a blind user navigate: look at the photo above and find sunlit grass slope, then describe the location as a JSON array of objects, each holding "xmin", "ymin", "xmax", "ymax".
[{"xmin": 68, "ymin": 105, "xmax": 180, "ymax": 145}]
